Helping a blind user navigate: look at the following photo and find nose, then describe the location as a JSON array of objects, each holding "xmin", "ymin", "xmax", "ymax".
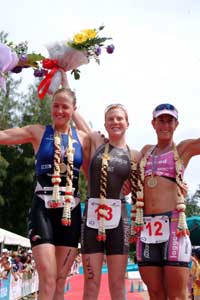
[{"xmin": 57, "ymin": 106, "xmax": 63, "ymax": 113}]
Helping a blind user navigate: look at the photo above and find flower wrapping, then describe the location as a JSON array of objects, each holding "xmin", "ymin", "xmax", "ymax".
[
  {"xmin": 0, "ymin": 26, "xmax": 114, "ymax": 98},
  {"xmin": 40, "ymin": 41, "xmax": 89, "ymax": 96},
  {"xmin": 0, "ymin": 43, "xmax": 19, "ymax": 91}
]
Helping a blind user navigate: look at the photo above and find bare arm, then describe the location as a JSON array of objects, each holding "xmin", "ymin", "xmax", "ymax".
[
  {"xmin": 0, "ymin": 124, "xmax": 45, "ymax": 153},
  {"xmin": 73, "ymin": 110, "xmax": 107, "ymax": 156},
  {"xmin": 80, "ymin": 132, "xmax": 91, "ymax": 179},
  {"xmin": 72, "ymin": 110, "xmax": 93, "ymax": 135},
  {"xmin": 178, "ymin": 138, "xmax": 200, "ymax": 167}
]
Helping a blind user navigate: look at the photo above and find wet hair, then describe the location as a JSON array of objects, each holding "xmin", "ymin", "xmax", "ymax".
[
  {"xmin": 52, "ymin": 87, "xmax": 77, "ymax": 106},
  {"xmin": 104, "ymin": 103, "xmax": 129, "ymax": 123}
]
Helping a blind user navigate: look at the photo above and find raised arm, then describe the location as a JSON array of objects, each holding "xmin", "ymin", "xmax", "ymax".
[
  {"xmin": 73, "ymin": 109, "xmax": 107, "ymax": 154},
  {"xmin": 178, "ymin": 138, "xmax": 200, "ymax": 167},
  {"xmin": 72, "ymin": 110, "xmax": 93, "ymax": 135}
]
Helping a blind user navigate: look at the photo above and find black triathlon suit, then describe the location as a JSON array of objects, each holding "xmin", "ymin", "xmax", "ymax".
[
  {"xmin": 28, "ymin": 125, "xmax": 83, "ymax": 248},
  {"xmin": 81, "ymin": 143, "xmax": 131, "ymax": 255}
]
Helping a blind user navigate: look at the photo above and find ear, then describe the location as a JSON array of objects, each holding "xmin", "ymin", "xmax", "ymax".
[
  {"xmin": 175, "ymin": 120, "xmax": 179, "ymax": 129},
  {"xmin": 73, "ymin": 105, "xmax": 77, "ymax": 111},
  {"xmin": 151, "ymin": 119, "xmax": 156, "ymax": 129}
]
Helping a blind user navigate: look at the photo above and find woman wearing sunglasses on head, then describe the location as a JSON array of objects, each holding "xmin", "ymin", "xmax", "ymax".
[
  {"xmin": 73, "ymin": 104, "xmax": 141, "ymax": 300},
  {"xmin": 134, "ymin": 103, "xmax": 200, "ymax": 300}
]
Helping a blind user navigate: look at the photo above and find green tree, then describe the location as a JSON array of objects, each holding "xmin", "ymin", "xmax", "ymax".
[{"xmin": 186, "ymin": 187, "xmax": 200, "ymax": 217}]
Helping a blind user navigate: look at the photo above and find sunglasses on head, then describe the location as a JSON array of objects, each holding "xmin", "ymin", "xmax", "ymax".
[
  {"xmin": 154, "ymin": 103, "xmax": 177, "ymax": 112},
  {"xmin": 104, "ymin": 103, "xmax": 127, "ymax": 114}
]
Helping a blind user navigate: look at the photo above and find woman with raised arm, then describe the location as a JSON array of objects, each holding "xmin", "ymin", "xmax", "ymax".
[
  {"xmin": 134, "ymin": 103, "xmax": 200, "ymax": 300},
  {"xmin": 0, "ymin": 87, "xmax": 90, "ymax": 300},
  {"xmin": 73, "ymin": 104, "xmax": 141, "ymax": 300}
]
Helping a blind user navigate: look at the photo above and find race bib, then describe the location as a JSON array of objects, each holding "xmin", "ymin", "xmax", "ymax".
[
  {"xmin": 44, "ymin": 194, "xmax": 80, "ymax": 210},
  {"xmin": 86, "ymin": 198, "xmax": 121, "ymax": 229},
  {"xmin": 140, "ymin": 215, "xmax": 170, "ymax": 244},
  {"xmin": 36, "ymin": 185, "xmax": 80, "ymax": 209}
]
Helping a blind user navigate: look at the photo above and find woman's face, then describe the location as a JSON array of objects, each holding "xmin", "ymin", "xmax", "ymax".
[
  {"xmin": 104, "ymin": 108, "xmax": 129, "ymax": 138},
  {"xmin": 51, "ymin": 92, "xmax": 75, "ymax": 130},
  {"xmin": 152, "ymin": 114, "xmax": 178, "ymax": 141}
]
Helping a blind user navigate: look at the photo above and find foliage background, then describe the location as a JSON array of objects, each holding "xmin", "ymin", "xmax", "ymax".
[{"xmin": 0, "ymin": 31, "xmax": 200, "ymax": 240}]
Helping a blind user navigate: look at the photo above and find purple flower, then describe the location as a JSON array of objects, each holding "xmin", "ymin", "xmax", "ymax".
[
  {"xmin": 19, "ymin": 54, "xmax": 27, "ymax": 63},
  {"xmin": 34, "ymin": 69, "xmax": 46, "ymax": 77},
  {"xmin": 95, "ymin": 47, "xmax": 101, "ymax": 56},
  {"xmin": 11, "ymin": 66, "xmax": 22, "ymax": 73},
  {"xmin": 106, "ymin": 44, "xmax": 115, "ymax": 54}
]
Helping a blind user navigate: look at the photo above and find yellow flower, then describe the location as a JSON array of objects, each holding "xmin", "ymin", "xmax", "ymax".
[
  {"xmin": 73, "ymin": 33, "xmax": 88, "ymax": 44},
  {"xmin": 82, "ymin": 29, "xmax": 97, "ymax": 39}
]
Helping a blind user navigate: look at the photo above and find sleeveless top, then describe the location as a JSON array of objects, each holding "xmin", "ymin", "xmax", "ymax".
[
  {"xmin": 144, "ymin": 149, "xmax": 184, "ymax": 179},
  {"xmin": 88, "ymin": 144, "xmax": 131, "ymax": 199},
  {"xmin": 35, "ymin": 125, "xmax": 83, "ymax": 195}
]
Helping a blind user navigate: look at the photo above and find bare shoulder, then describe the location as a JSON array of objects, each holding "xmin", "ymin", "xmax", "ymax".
[
  {"xmin": 130, "ymin": 149, "xmax": 142, "ymax": 162},
  {"xmin": 140, "ymin": 144, "xmax": 154, "ymax": 156},
  {"xmin": 26, "ymin": 124, "xmax": 45, "ymax": 137},
  {"xmin": 76, "ymin": 128, "xmax": 88, "ymax": 144},
  {"xmin": 89, "ymin": 130, "xmax": 105, "ymax": 148}
]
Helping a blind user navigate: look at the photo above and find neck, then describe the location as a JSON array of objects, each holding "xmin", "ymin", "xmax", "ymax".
[
  {"xmin": 156, "ymin": 140, "xmax": 173, "ymax": 150},
  {"xmin": 53, "ymin": 123, "xmax": 70, "ymax": 134},
  {"xmin": 108, "ymin": 136, "xmax": 127, "ymax": 148}
]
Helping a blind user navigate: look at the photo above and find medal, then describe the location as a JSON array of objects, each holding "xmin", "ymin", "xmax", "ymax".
[
  {"xmin": 60, "ymin": 162, "xmax": 67, "ymax": 173},
  {"xmin": 147, "ymin": 176, "xmax": 157, "ymax": 188}
]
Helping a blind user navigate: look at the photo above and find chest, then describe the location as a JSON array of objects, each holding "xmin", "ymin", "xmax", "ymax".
[{"xmin": 91, "ymin": 146, "xmax": 131, "ymax": 179}]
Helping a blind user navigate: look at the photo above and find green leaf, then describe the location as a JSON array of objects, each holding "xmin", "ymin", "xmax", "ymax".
[
  {"xmin": 27, "ymin": 53, "xmax": 45, "ymax": 63},
  {"xmin": 71, "ymin": 69, "xmax": 81, "ymax": 80}
]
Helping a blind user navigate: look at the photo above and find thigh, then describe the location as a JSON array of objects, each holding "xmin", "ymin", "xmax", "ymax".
[
  {"xmin": 81, "ymin": 215, "xmax": 104, "ymax": 254},
  {"xmin": 164, "ymin": 265, "xmax": 189, "ymax": 299},
  {"xmin": 82, "ymin": 253, "xmax": 104, "ymax": 279},
  {"xmin": 56, "ymin": 246, "xmax": 78, "ymax": 278},
  {"xmin": 52, "ymin": 204, "xmax": 81, "ymax": 247},
  {"xmin": 106, "ymin": 217, "xmax": 130, "ymax": 255},
  {"xmin": 139, "ymin": 266, "xmax": 165, "ymax": 290},
  {"xmin": 28, "ymin": 196, "xmax": 54, "ymax": 246},
  {"xmin": 32, "ymin": 243, "xmax": 57, "ymax": 278},
  {"xmin": 137, "ymin": 240, "xmax": 163, "ymax": 266},
  {"xmin": 107, "ymin": 254, "xmax": 128, "ymax": 284}
]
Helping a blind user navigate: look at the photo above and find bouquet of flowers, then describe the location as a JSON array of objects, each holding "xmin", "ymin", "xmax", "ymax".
[
  {"xmin": 38, "ymin": 25, "xmax": 114, "ymax": 99},
  {"xmin": 0, "ymin": 41, "xmax": 45, "ymax": 92},
  {"xmin": 0, "ymin": 25, "xmax": 114, "ymax": 98}
]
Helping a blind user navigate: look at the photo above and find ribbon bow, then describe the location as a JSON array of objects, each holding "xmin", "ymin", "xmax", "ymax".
[{"xmin": 37, "ymin": 58, "xmax": 61, "ymax": 100}]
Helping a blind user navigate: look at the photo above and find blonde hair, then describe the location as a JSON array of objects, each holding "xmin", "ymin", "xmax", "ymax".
[{"xmin": 104, "ymin": 103, "xmax": 129, "ymax": 123}]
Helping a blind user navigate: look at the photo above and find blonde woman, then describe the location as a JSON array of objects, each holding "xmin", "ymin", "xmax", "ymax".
[
  {"xmin": 73, "ymin": 104, "xmax": 141, "ymax": 300},
  {"xmin": 0, "ymin": 88, "xmax": 90, "ymax": 300}
]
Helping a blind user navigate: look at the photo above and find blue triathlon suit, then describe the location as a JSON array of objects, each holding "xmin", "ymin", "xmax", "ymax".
[{"xmin": 28, "ymin": 125, "xmax": 83, "ymax": 248}]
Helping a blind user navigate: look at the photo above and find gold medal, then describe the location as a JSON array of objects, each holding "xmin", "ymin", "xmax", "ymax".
[
  {"xmin": 60, "ymin": 162, "xmax": 67, "ymax": 174},
  {"xmin": 147, "ymin": 176, "xmax": 157, "ymax": 188}
]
